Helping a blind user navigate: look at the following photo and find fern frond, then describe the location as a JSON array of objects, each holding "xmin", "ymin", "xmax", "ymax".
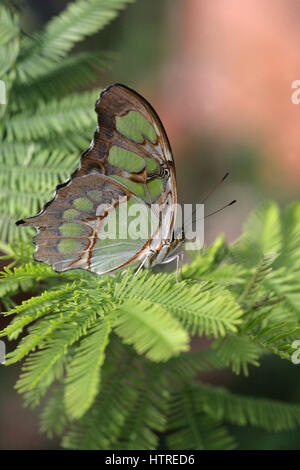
[
  {"xmin": 0, "ymin": 261, "xmax": 59, "ymax": 302},
  {"xmin": 4, "ymin": 91, "xmax": 97, "ymax": 142},
  {"xmin": 42, "ymin": 130, "xmax": 93, "ymax": 153},
  {"xmin": 231, "ymin": 201, "xmax": 282, "ymax": 267},
  {"xmin": 114, "ymin": 298, "xmax": 189, "ymax": 362},
  {"xmin": 166, "ymin": 349, "xmax": 226, "ymax": 380},
  {"xmin": 40, "ymin": 387, "xmax": 68, "ymax": 439},
  {"xmin": 13, "ymin": 52, "xmax": 110, "ymax": 109},
  {"xmin": 115, "ymin": 363, "xmax": 168, "ymax": 450},
  {"xmin": 115, "ymin": 272, "xmax": 243, "ymax": 337},
  {"xmin": 0, "ymin": 144, "xmax": 78, "ymax": 190},
  {"xmin": 247, "ymin": 322, "xmax": 300, "ymax": 361},
  {"xmin": 213, "ymin": 335, "xmax": 260, "ymax": 376},
  {"xmin": 230, "ymin": 201, "xmax": 300, "ymax": 321},
  {"xmin": 214, "ymin": 306, "xmax": 299, "ymax": 369},
  {"xmin": 196, "ymin": 383, "xmax": 300, "ymax": 431},
  {"xmin": 167, "ymin": 386, "xmax": 236, "ymax": 450},
  {"xmin": 0, "ymin": 188, "xmax": 52, "ymax": 217},
  {"xmin": 184, "ymin": 236, "xmax": 247, "ymax": 287},
  {"xmin": 15, "ymin": 305, "xmax": 101, "ymax": 406},
  {"xmin": 20, "ymin": 353, "xmax": 67, "ymax": 408},
  {"xmin": 266, "ymin": 265, "xmax": 300, "ymax": 320},
  {"xmin": 16, "ymin": 0, "xmax": 135, "ymax": 82},
  {"xmin": 62, "ymin": 341, "xmax": 169, "ymax": 450},
  {"xmin": 0, "ymin": 283, "xmax": 78, "ymax": 340},
  {"xmin": 0, "ymin": 213, "xmax": 34, "ymax": 244},
  {"xmin": 183, "ymin": 234, "xmax": 228, "ymax": 277},
  {"xmin": 279, "ymin": 203, "xmax": 300, "ymax": 267},
  {"xmin": 238, "ymin": 253, "xmax": 278, "ymax": 307},
  {"xmin": 62, "ymin": 341, "xmax": 142, "ymax": 449},
  {"xmin": 0, "ymin": 262, "xmax": 59, "ymax": 284},
  {"xmin": 64, "ymin": 317, "xmax": 111, "ymax": 419},
  {"xmin": 5, "ymin": 310, "xmax": 75, "ymax": 365},
  {"xmin": 0, "ymin": 238, "xmax": 34, "ymax": 259},
  {"xmin": 0, "ymin": 3, "xmax": 20, "ymax": 78}
]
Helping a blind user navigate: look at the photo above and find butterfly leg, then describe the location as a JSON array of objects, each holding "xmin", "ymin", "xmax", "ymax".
[
  {"xmin": 133, "ymin": 250, "xmax": 154, "ymax": 278},
  {"xmin": 175, "ymin": 252, "xmax": 184, "ymax": 283},
  {"xmin": 175, "ymin": 254, "xmax": 180, "ymax": 283},
  {"xmin": 180, "ymin": 252, "xmax": 184, "ymax": 280}
]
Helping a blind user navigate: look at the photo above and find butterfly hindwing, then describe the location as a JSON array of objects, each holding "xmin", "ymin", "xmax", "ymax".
[{"xmin": 22, "ymin": 173, "xmax": 159, "ymax": 273}]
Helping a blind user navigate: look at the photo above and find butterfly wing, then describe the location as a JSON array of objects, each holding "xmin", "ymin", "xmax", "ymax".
[{"xmin": 17, "ymin": 84, "xmax": 177, "ymax": 274}]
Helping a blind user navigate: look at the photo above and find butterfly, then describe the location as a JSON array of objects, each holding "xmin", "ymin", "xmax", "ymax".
[{"xmin": 16, "ymin": 84, "xmax": 185, "ymax": 276}]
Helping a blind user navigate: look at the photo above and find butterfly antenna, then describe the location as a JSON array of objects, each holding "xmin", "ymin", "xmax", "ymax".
[
  {"xmin": 190, "ymin": 172, "xmax": 230, "ymax": 220},
  {"xmin": 204, "ymin": 199, "xmax": 237, "ymax": 219},
  {"xmin": 182, "ymin": 172, "xmax": 234, "ymax": 230},
  {"xmin": 200, "ymin": 172, "xmax": 229, "ymax": 204}
]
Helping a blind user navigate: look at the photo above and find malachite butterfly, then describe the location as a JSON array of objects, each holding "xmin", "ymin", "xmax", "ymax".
[{"xmin": 17, "ymin": 84, "xmax": 186, "ymax": 275}]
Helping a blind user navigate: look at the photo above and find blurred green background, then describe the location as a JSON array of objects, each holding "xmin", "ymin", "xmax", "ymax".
[{"xmin": 1, "ymin": 0, "xmax": 300, "ymax": 449}]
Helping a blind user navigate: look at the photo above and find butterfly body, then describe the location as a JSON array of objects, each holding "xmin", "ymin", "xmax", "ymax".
[{"xmin": 17, "ymin": 84, "xmax": 183, "ymax": 275}]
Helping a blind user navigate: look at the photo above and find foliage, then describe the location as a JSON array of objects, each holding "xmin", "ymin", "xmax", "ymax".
[
  {"xmin": 0, "ymin": 0, "xmax": 135, "ymax": 245},
  {"xmin": 1, "ymin": 0, "xmax": 300, "ymax": 450}
]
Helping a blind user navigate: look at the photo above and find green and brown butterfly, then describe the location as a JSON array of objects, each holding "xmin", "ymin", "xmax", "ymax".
[{"xmin": 17, "ymin": 84, "xmax": 185, "ymax": 275}]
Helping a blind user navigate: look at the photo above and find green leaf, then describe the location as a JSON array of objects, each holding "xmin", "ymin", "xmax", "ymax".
[
  {"xmin": 115, "ymin": 365, "xmax": 168, "ymax": 450},
  {"xmin": 167, "ymin": 386, "xmax": 236, "ymax": 450},
  {"xmin": 15, "ymin": 307, "xmax": 100, "ymax": 406},
  {"xmin": 183, "ymin": 234, "xmax": 228, "ymax": 277},
  {"xmin": 196, "ymin": 383, "xmax": 300, "ymax": 431},
  {"xmin": 213, "ymin": 335, "xmax": 260, "ymax": 376},
  {"xmin": 238, "ymin": 253, "xmax": 279, "ymax": 307},
  {"xmin": 231, "ymin": 201, "xmax": 282, "ymax": 267},
  {"xmin": 115, "ymin": 272, "xmax": 243, "ymax": 338},
  {"xmin": 40, "ymin": 387, "xmax": 68, "ymax": 438},
  {"xmin": 0, "ymin": 3, "xmax": 20, "ymax": 78},
  {"xmin": 62, "ymin": 340, "xmax": 141, "ymax": 449},
  {"xmin": 17, "ymin": 0, "xmax": 135, "ymax": 82},
  {"xmin": 65, "ymin": 317, "xmax": 111, "ymax": 420},
  {"xmin": 13, "ymin": 52, "xmax": 110, "ymax": 109},
  {"xmin": 279, "ymin": 203, "xmax": 300, "ymax": 267},
  {"xmin": 166, "ymin": 349, "xmax": 226, "ymax": 379},
  {"xmin": 0, "ymin": 284, "xmax": 78, "ymax": 340},
  {"xmin": 114, "ymin": 298, "xmax": 189, "ymax": 362},
  {"xmin": 4, "ymin": 91, "xmax": 97, "ymax": 142}
]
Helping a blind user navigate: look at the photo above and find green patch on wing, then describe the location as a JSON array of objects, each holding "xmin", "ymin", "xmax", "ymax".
[
  {"xmin": 58, "ymin": 239, "xmax": 82, "ymax": 253},
  {"xmin": 116, "ymin": 110, "xmax": 157, "ymax": 144},
  {"xmin": 87, "ymin": 190, "xmax": 102, "ymax": 201},
  {"xmin": 111, "ymin": 175, "xmax": 146, "ymax": 199},
  {"xmin": 63, "ymin": 209, "xmax": 79, "ymax": 220},
  {"xmin": 60, "ymin": 223, "xmax": 85, "ymax": 237},
  {"xmin": 73, "ymin": 198, "xmax": 93, "ymax": 211},
  {"xmin": 147, "ymin": 179, "xmax": 163, "ymax": 201},
  {"xmin": 111, "ymin": 175, "xmax": 163, "ymax": 203},
  {"xmin": 145, "ymin": 157, "xmax": 159, "ymax": 174},
  {"xmin": 108, "ymin": 146, "xmax": 145, "ymax": 173}
]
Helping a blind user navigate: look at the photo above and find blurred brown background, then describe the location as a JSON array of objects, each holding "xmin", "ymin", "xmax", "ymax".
[{"xmin": 1, "ymin": 0, "xmax": 300, "ymax": 449}]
